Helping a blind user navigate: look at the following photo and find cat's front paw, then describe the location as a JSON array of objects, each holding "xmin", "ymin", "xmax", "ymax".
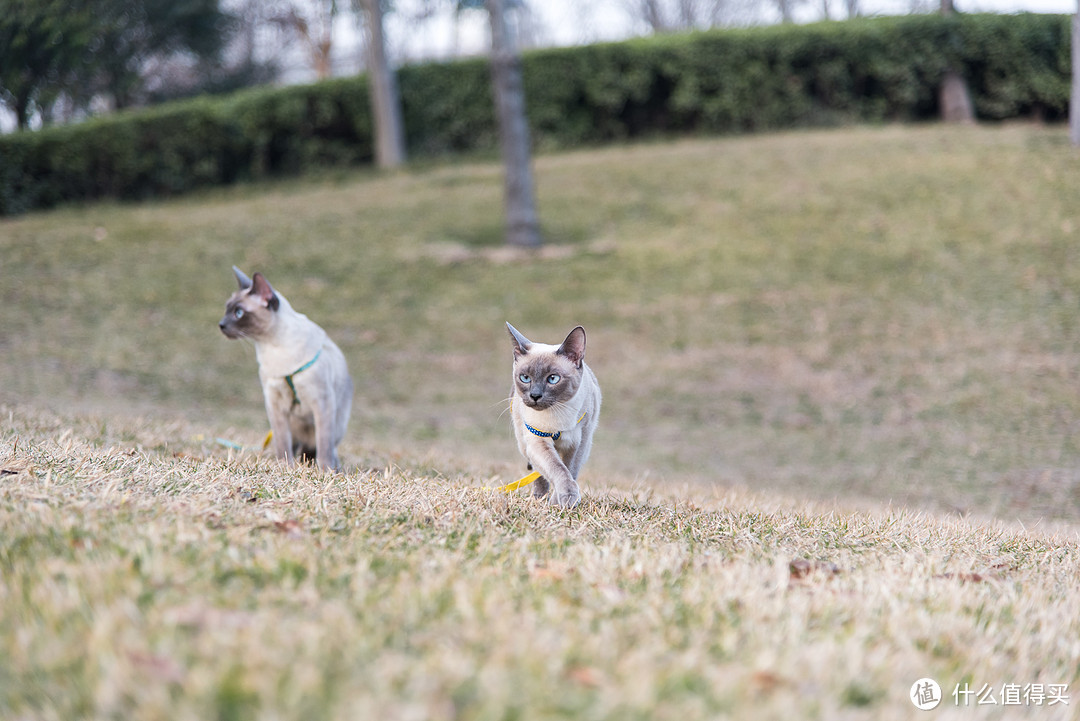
[{"xmin": 549, "ymin": 483, "xmax": 581, "ymax": 509}]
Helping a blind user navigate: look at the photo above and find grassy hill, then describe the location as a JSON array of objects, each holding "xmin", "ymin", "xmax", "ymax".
[{"xmin": 2, "ymin": 123, "xmax": 1080, "ymax": 718}]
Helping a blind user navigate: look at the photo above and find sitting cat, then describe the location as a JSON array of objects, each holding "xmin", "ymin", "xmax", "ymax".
[
  {"xmin": 506, "ymin": 322, "xmax": 602, "ymax": 508},
  {"xmin": 219, "ymin": 267, "xmax": 353, "ymax": 472}
]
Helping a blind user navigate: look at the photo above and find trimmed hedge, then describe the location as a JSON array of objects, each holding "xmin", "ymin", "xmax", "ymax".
[
  {"xmin": 0, "ymin": 13, "xmax": 1069, "ymax": 215},
  {"xmin": 519, "ymin": 13, "xmax": 1069, "ymax": 144},
  {"xmin": 0, "ymin": 79, "xmax": 374, "ymax": 215}
]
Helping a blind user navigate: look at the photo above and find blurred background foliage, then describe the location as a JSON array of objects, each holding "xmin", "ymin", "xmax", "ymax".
[{"xmin": 0, "ymin": 12, "xmax": 1070, "ymax": 215}]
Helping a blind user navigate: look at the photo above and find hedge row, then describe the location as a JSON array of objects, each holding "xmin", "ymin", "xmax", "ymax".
[
  {"xmin": 0, "ymin": 77, "xmax": 375, "ymax": 215},
  {"xmin": 0, "ymin": 13, "xmax": 1069, "ymax": 215}
]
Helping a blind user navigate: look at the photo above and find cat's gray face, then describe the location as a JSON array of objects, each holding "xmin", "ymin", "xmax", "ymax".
[
  {"xmin": 219, "ymin": 267, "xmax": 280, "ymax": 341},
  {"xmin": 513, "ymin": 352, "xmax": 582, "ymax": 410},
  {"xmin": 508, "ymin": 323, "xmax": 587, "ymax": 411}
]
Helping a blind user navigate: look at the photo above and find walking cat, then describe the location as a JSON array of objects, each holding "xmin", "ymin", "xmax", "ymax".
[
  {"xmin": 506, "ymin": 322, "xmax": 602, "ymax": 508},
  {"xmin": 219, "ymin": 267, "xmax": 353, "ymax": 472}
]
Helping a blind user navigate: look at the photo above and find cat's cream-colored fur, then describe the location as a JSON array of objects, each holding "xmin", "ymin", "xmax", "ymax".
[
  {"xmin": 220, "ymin": 267, "xmax": 353, "ymax": 472},
  {"xmin": 507, "ymin": 322, "xmax": 602, "ymax": 508}
]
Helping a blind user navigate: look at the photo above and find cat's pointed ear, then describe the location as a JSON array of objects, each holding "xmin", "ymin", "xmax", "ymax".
[
  {"xmin": 250, "ymin": 273, "xmax": 280, "ymax": 311},
  {"xmin": 232, "ymin": 266, "xmax": 253, "ymax": 290},
  {"xmin": 506, "ymin": 322, "xmax": 532, "ymax": 358},
  {"xmin": 557, "ymin": 326, "xmax": 586, "ymax": 367}
]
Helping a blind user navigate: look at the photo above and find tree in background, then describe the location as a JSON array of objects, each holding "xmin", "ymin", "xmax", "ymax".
[
  {"xmin": 1071, "ymin": 0, "xmax": 1079, "ymax": 145},
  {"xmin": 0, "ymin": 0, "xmax": 95, "ymax": 129},
  {"xmin": 620, "ymin": 0, "xmax": 750, "ymax": 32},
  {"xmin": 146, "ymin": 0, "xmax": 280, "ymax": 104},
  {"xmin": 356, "ymin": 0, "xmax": 406, "ymax": 168},
  {"xmin": 269, "ymin": 0, "xmax": 339, "ymax": 80},
  {"xmin": 938, "ymin": 0, "xmax": 974, "ymax": 123},
  {"xmin": 257, "ymin": 0, "xmax": 406, "ymax": 166},
  {"xmin": 618, "ymin": 0, "xmax": 867, "ymax": 30},
  {"xmin": 485, "ymin": 0, "xmax": 540, "ymax": 248},
  {"xmin": 90, "ymin": 0, "xmax": 233, "ymax": 109},
  {"xmin": 0, "ymin": 0, "xmax": 233, "ymax": 127}
]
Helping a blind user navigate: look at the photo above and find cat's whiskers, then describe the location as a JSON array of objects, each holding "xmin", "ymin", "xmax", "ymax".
[
  {"xmin": 491, "ymin": 397, "xmax": 514, "ymax": 422},
  {"xmin": 235, "ymin": 333, "xmax": 258, "ymax": 350}
]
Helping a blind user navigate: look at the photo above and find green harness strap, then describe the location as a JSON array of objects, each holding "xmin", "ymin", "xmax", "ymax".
[{"xmin": 284, "ymin": 349, "xmax": 322, "ymax": 406}]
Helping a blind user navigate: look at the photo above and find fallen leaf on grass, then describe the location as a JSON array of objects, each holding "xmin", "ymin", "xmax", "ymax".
[
  {"xmin": 128, "ymin": 651, "xmax": 185, "ymax": 683},
  {"xmin": 933, "ymin": 570, "xmax": 1002, "ymax": 584},
  {"xmin": 789, "ymin": 558, "xmax": 842, "ymax": 583},
  {"xmin": 164, "ymin": 603, "xmax": 254, "ymax": 630},
  {"xmin": 530, "ymin": 562, "xmax": 571, "ymax": 581},
  {"xmin": 749, "ymin": 669, "xmax": 789, "ymax": 695},
  {"xmin": 935, "ymin": 572, "xmax": 985, "ymax": 583},
  {"xmin": 273, "ymin": 519, "xmax": 305, "ymax": 538},
  {"xmin": 567, "ymin": 666, "xmax": 602, "ymax": 687}
]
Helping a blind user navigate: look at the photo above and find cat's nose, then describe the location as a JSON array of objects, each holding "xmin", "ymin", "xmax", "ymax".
[{"xmin": 530, "ymin": 390, "xmax": 543, "ymax": 401}]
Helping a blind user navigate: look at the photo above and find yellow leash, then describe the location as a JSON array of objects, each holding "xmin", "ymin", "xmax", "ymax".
[{"xmin": 491, "ymin": 470, "xmax": 541, "ymax": 493}]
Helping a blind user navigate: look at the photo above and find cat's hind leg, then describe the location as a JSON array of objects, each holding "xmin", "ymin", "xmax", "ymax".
[{"xmin": 294, "ymin": 442, "xmax": 318, "ymax": 465}]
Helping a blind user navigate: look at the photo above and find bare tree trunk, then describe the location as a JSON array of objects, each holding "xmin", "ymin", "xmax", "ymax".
[
  {"xmin": 939, "ymin": 0, "xmax": 974, "ymax": 123},
  {"xmin": 15, "ymin": 91, "xmax": 31, "ymax": 130},
  {"xmin": 358, "ymin": 0, "xmax": 406, "ymax": 168},
  {"xmin": 273, "ymin": 3, "xmax": 336, "ymax": 80},
  {"xmin": 314, "ymin": 38, "xmax": 333, "ymax": 79},
  {"xmin": 1071, "ymin": 9, "xmax": 1080, "ymax": 145},
  {"xmin": 777, "ymin": 0, "xmax": 795, "ymax": 23},
  {"xmin": 940, "ymin": 70, "xmax": 974, "ymax": 122},
  {"xmin": 678, "ymin": 0, "xmax": 696, "ymax": 28},
  {"xmin": 641, "ymin": 0, "xmax": 666, "ymax": 32},
  {"xmin": 486, "ymin": 0, "xmax": 541, "ymax": 248}
]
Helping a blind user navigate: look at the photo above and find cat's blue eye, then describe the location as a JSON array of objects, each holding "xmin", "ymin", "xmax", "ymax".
[
  {"xmin": 518, "ymin": 373, "xmax": 530, "ymax": 384},
  {"xmin": 547, "ymin": 374, "xmax": 561, "ymax": 385},
  {"xmin": 233, "ymin": 308, "xmax": 244, "ymax": 320}
]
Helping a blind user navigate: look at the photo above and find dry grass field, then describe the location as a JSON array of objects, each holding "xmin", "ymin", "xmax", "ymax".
[
  {"xmin": 2, "ymin": 123, "xmax": 1080, "ymax": 718},
  {"xmin": 2, "ymin": 408, "xmax": 1078, "ymax": 720}
]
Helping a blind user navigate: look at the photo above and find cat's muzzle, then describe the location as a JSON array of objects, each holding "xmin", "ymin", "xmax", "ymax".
[{"xmin": 219, "ymin": 319, "xmax": 241, "ymax": 339}]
